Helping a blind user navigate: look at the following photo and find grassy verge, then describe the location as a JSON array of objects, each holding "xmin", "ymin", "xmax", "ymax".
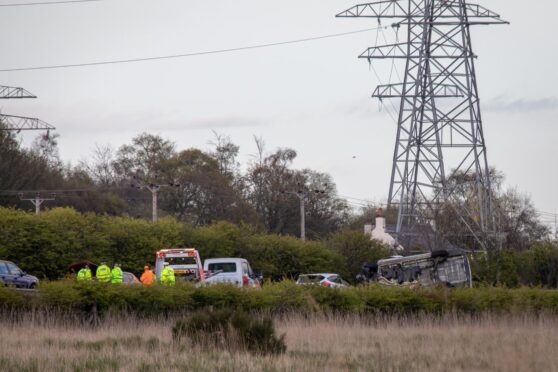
[
  {"xmin": 1, "ymin": 313, "xmax": 558, "ymax": 371},
  {"xmin": 2, "ymin": 281, "xmax": 558, "ymax": 318}
]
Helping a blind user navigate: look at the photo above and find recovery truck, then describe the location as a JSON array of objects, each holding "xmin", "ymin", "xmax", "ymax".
[{"xmin": 154, "ymin": 248, "xmax": 205, "ymax": 282}]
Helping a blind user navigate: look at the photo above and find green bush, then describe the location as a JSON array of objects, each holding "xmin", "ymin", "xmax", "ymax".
[
  {"xmin": 3, "ymin": 281, "xmax": 558, "ymax": 319},
  {"xmin": 0, "ymin": 208, "xmax": 344, "ymax": 281},
  {"xmin": 173, "ymin": 310, "xmax": 286, "ymax": 355}
]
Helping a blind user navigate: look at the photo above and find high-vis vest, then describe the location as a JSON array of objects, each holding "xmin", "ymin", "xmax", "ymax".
[
  {"xmin": 96, "ymin": 264, "xmax": 111, "ymax": 283},
  {"xmin": 161, "ymin": 266, "xmax": 175, "ymax": 285},
  {"xmin": 111, "ymin": 267, "xmax": 123, "ymax": 284},
  {"xmin": 77, "ymin": 268, "xmax": 92, "ymax": 281},
  {"xmin": 140, "ymin": 270, "xmax": 154, "ymax": 286}
]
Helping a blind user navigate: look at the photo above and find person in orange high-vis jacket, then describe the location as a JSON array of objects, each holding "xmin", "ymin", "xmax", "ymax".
[{"xmin": 140, "ymin": 265, "xmax": 155, "ymax": 286}]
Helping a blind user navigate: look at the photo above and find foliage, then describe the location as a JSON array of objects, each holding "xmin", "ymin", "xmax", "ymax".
[
  {"xmin": 471, "ymin": 242, "xmax": 558, "ymax": 287},
  {"xmin": 3, "ymin": 282, "xmax": 558, "ymax": 318},
  {"xmin": 434, "ymin": 169, "xmax": 549, "ymax": 250},
  {"xmin": 245, "ymin": 141, "xmax": 348, "ymax": 238},
  {"xmin": 173, "ymin": 309, "xmax": 286, "ymax": 355},
  {"xmin": 0, "ymin": 208, "xmax": 344, "ymax": 280},
  {"xmin": 0, "ymin": 207, "xmax": 182, "ymax": 279},
  {"xmin": 0, "ymin": 128, "xmax": 126, "ymax": 216},
  {"xmin": 327, "ymin": 229, "xmax": 390, "ymax": 280}
]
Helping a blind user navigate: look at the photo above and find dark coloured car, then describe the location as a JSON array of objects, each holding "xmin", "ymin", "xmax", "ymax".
[{"xmin": 0, "ymin": 260, "xmax": 39, "ymax": 289}]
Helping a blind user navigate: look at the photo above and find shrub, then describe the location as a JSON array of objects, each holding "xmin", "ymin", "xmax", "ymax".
[{"xmin": 173, "ymin": 309, "xmax": 286, "ymax": 355}]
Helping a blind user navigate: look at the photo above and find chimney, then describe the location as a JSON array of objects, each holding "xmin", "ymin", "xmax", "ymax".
[{"xmin": 375, "ymin": 208, "xmax": 386, "ymax": 231}]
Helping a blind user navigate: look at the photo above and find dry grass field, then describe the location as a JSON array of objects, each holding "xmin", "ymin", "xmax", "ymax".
[{"xmin": 1, "ymin": 313, "xmax": 558, "ymax": 371}]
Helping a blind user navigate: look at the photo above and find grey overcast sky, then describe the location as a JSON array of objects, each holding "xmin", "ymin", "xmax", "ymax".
[{"xmin": 0, "ymin": 0, "xmax": 556, "ymax": 221}]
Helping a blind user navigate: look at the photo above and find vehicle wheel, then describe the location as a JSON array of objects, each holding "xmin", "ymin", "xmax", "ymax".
[
  {"xmin": 29, "ymin": 283, "xmax": 37, "ymax": 289},
  {"xmin": 431, "ymin": 249, "xmax": 449, "ymax": 259}
]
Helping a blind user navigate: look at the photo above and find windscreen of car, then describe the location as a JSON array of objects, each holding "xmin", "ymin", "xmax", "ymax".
[
  {"xmin": 298, "ymin": 275, "xmax": 325, "ymax": 283},
  {"xmin": 6, "ymin": 262, "xmax": 22, "ymax": 275},
  {"xmin": 0, "ymin": 262, "xmax": 8, "ymax": 275},
  {"xmin": 166, "ymin": 256, "xmax": 197, "ymax": 266},
  {"xmin": 208, "ymin": 262, "xmax": 237, "ymax": 273}
]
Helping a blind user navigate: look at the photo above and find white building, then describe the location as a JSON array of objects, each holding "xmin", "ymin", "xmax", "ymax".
[{"xmin": 364, "ymin": 208, "xmax": 405, "ymax": 252}]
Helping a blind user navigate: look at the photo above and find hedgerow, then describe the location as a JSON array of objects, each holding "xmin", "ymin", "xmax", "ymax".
[{"xmin": 2, "ymin": 282, "xmax": 558, "ymax": 318}]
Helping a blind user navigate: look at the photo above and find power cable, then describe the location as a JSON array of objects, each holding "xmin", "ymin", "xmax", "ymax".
[
  {"xmin": 0, "ymin": 27, "xmax": 381, "ymax": 72},
  {"xmin": 0, "ymin": 0, "xmax": 101, "ymax": 6}
]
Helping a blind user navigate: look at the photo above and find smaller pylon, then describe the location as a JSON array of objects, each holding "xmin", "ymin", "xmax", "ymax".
[
  {"xmin": 0, "ymin": 85, "xmax": 37, "ymax": 99},
  {"xmin": 0, "ymin": 114, "xmax": 55, "ymax": 132}
]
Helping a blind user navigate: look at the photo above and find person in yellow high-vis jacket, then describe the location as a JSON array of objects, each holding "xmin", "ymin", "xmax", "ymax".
[
  {"xmin": 160, "ymin": 262, "xmax": 175, "ymax": 286},
  {"xmin": 96, "ymin": 261, "xmax": 111, "ymax": 283},
  {"xmin": 111, "ymin": 263, "xmax": 123, "ymax": 284},
  {"xmin": 76, "ymin": 265, "xmax": 92, "ymax": 281}
]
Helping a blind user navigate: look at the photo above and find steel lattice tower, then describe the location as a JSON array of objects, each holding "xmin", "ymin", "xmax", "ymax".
[{"xmin": 338, "ymin": 0, "xmax": 507, "ymax": 249}]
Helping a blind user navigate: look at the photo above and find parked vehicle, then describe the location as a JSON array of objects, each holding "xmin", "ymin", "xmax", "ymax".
[
  {"xmin": 154, "ymin": 248, "xmax": 205, "ymax": 282},
  {"xmin": 296, "ymin": 273, "xmax": 349, "ymax": 288},
  {"xmin": 203, "ymin": 258, "xmax": 260, "ymax": 288},
  {"xmin": 0, "ymin": 260, "xmax": 39, "ymax": 289},
  {"xmin": 357, "ymin": 249, "xmax": 472, "ymax": 288},
  {"xmin": 122, "ymin": 272, "xmax": 141, "ymax": 284}
]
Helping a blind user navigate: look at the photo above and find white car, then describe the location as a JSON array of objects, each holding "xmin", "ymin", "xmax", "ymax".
[
  {"xmin": 296, "ymin": 273, "xmax": 349, "ymax": 288},
  {"xmin": 203, "ymin": 258, "xmax": 260, "ymax": 288}
]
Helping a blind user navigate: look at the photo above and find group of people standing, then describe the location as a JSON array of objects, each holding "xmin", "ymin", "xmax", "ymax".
[
  {"xmin": 76, "ymin": 261, "xmax": 175, "ymax": 286},
  {"xmin": 76, "ymin": 261, "xmax": 122, "ymax": 283}
]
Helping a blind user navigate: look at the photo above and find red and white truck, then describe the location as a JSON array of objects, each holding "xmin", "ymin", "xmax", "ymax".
[{"xmin": 154, "ymin": 248, "xmax": 205, "ymax": 282}]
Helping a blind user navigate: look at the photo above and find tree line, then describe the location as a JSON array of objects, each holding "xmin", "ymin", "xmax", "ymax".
[{"xmin": 0, "ymin": 128, "xmax": 553, "ymax": 253}]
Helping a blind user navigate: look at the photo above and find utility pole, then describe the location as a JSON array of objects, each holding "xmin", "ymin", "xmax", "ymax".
[
  {"xmin": 283, "ymin": 184, "xmax": 327, "ymax": 241},
  {"xmin": 131, "ymin": 177, "xmax": 180, "ymax": 222},
  {"xmin": 19, "ymin": 193, "xmax": 55, "ymax": 214},
  {"xmin": 554, "ymin": 213, "xmax": 557, "ymax": 241}
]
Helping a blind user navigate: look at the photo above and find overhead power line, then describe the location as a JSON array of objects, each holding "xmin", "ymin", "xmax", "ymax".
[
  {"xmin": 0, "ymin": 0, "xmax": 101, "ymax": 7},
  {"xmin": 0, "ymin": 27, "xmax": 383, "ymax": 72}
]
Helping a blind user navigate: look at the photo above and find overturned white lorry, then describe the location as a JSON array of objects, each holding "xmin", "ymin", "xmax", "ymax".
[{"xmin": 357, "ymin": 249, "xmax": 473, "ymax": 288}]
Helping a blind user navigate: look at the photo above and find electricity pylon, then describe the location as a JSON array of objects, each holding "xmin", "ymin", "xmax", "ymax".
[
  {"xmin": 337, "ymin": 0, "xmax": 507, "ymax": 250},
  {"xmin": 0, "ymin": 85, "xmax": 55, "ymax": 132}
]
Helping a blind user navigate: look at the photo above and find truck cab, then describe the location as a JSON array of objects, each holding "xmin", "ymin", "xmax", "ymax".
[
  {"xmin": 154, "ymin": 248, "xmax": 205, "ymax": 282},
  {"xmin": 203, "ymin": 258, "xmax": 260, "ymax": 287}
]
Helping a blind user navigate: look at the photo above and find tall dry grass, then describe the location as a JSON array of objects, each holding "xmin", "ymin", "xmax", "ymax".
[{"xmin": 1, "ymin": 313, "xmax": 558, "ymax": 371}]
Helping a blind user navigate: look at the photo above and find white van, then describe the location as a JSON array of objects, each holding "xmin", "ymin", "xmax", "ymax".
[{"xmin": 203, "ymin": 258, "xmax": 260, "ymax": 288}]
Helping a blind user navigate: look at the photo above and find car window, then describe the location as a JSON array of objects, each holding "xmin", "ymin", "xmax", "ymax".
[
  {"xmin": 0, "ymin": 263, "xmax": 8, "ymax": 275},
  {"xmin": 327, "ymin": 275, "xmax": 340, "ymax": 283},
  {"xmin": 298, "ymin": 275, "xmax": 324, "ymax": 283},
  {"xmin": 241, "ymin": 262, "xmax": 249, "ymax": 275},
  {"xmin": 208, "ymin": 262, "xmax": 237, "ymax": 273},
  {"xmin": 6, "ymin": 262, "xmax": 22, "ymax": 275}
]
